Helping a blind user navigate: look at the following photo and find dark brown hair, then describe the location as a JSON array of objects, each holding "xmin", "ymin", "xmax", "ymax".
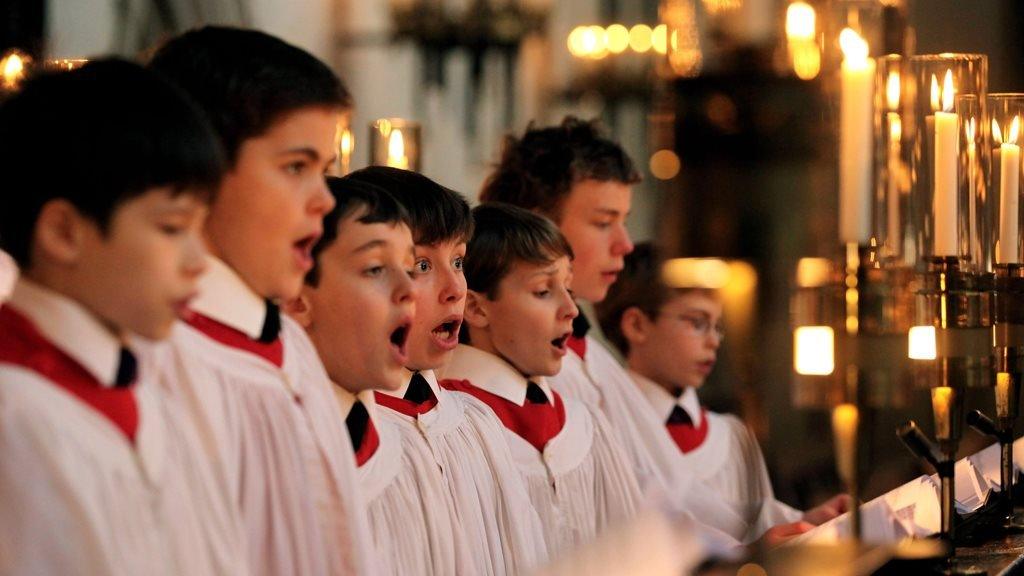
[{"xmin": 479, "ymin": 116, "xmax": 641, "ymax": 220}]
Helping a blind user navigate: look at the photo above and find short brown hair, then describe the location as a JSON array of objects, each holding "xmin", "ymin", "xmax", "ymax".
[
  {"xmin": 597, "ymin": 242, "xmax": 684, "ymax": 356},
  {"xmin": 464, "ymin": 203, "xmax": 574, "ymax": 300},
  {"xmin": 479, "ymin": 116, "xmax": 641, "ymax": 220}
]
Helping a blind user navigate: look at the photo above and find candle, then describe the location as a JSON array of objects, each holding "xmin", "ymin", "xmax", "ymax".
[
  {"xmin": 966, "ymin": 118, "xmax": 978, "ymax": 260},
  {"xmin": 932, "ymin": 386, "xmax": 954, "ymax": 441},
  {"xmin": 838, "ymin": 28, "xmax": 875, "ymax": 245},
  {"xmin": 339, "ymin": 128, "xmax": 353, "ymax": 176},
  {"xmin": 387, "ymin": 129, "xmax": 409, "ymax": 170},
  {"xmin": 933, "ymin": 70, "xmax": 958, "ymax": 256},
  {"xmin": 995, "ymin": 115, "xmax": 1021, "ymax": 263},
  {"xmin": 832, "ymin": 403, "xmax": 859, "ymax": 485}
]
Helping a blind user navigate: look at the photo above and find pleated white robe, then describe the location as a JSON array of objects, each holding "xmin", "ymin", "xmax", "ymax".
[
  {"xmin": 376, "ymin": 370, "xmax": 549, "ymax": 576},
  {"xmin": 338, "ymin": 390, "xmax": 477, "ymax": 575},
  {"xmin": 631, "ymin": 372, "xmax": 802, "ymax": 529},
  {"xmin": 0, "ymin": 280, "xmax": 246, "ymax": 575},
  {"xmin": 553, "ymin": 331, "xmax": 763, "ymax": 543},
  {"xmin": 158, "ymin": 257, "xmax": 372, "ymax": 576},
  {"xmin": 443, "ymin": 344, "xmax": 643, "ymax": 559}
]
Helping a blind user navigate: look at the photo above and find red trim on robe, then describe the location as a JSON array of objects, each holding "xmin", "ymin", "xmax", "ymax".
[
  {"xmin": 0, "ymin": 306, "xmax": 138, "ymax": 442},
  {"xmin": 666, "ymin": 408, "xmax": 709, "ymax": 453},
  {"xmin": 566, "ymin": 335, "xmax": 587, "ymax": 360},
  {"xmin": 186, "ymin": 311, "xmax": 284, "ymax": 368},
  {"xmin": 441, "ymin": 378, "xmax": 565, "ymax": 453},
  {"xmin": 374, "ymin": 391, "xmax": 438, "ymax": 418},
  {"xmin": 353, "ymin": 418, "xmax": 380, "ymax": 467}
]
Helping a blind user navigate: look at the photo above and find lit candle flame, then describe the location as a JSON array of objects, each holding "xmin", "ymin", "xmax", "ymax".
[
  {"xmin": 941, "ymin": 68, "xmax": 954, "ymax": 112},
  {"xmin": 886, "ymin": 71, "xmax": 900, "ymax": 111},
  {"xmin": 838, "ymin": 28, "xmax": 868, "ymax": 62},
  {"xmin": 1011, "ymin": 115, "xmax": 1021, "ymax": 144},
  {"xmin": 387, "ymin": 129, "xmax": 409, "ymax": 169},
  {"xmin": 340, "ymin": 129, "xmax": 353, "ymax": 156},
  {"xmin": 785, "ymin": 2, "xmax": 816, "ymax": 42},
  {"xmin": 889, "ymin": 114, "xmax": 902, "ymax": 142},
  {"xmin": 930, "ymin": 74, "xmax": 940, "ymax": 112}
]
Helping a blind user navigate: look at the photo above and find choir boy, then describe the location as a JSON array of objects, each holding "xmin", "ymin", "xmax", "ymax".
[
  {"xmin": 598, "ymin": 243, "xmax": 848, "ymax": 528},
  {"xmin": 148, "ymin": 27, "xmax": 371, "ymax": 575},
  {"xmin": 0, "ymin": 60, "xmax": 244, "ymax": 575},
  {"xmin": 345, "ymin": 166, "xmax": 549, "ymax": 575},
  {"xmin": 480, "ymin": 117, "xmax": 827, "ymax": 544},
  {"xmin": 443, "ymin": 202, "xmax": 642, "ymax": 557},
  {"xmin": 288, "ymin": 175, "xmax": 476, "ymax": 575}
]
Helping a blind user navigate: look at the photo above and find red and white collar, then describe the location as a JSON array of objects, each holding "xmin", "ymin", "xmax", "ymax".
[
  {"xmin": 189, "ymin": 256, "xmax": 267, "ymax": 340},
  {"xmin": 379, "ymin": 368, "xmax": 443, "ymax": 401},
  {"xmin": 444, "ymin": 344, "xmax": 554, "ymax": 406},
  {"xmin": 630, "ymin": 369, "xmax": 703, "ymax": 428},
  {"xmin": 7, "ymin": 278, "xmax": 125, "ymax": 388}
]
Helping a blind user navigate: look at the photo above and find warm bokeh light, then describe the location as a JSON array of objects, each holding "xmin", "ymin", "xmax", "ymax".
[
  {"xmin": 795, "ymin": 257, "xmax": 832, "ymax": 287},
  {"xmin": 606, "ymin": 24, "xmax": 629, "ymax": 54},
  {"xmin": 791, "ymin": 42, "xmax": 821, "ymax": 80},
  {"xmin": 649, "ymin": 149, "xmax": 681, "ymax": 180},
  {"xmin": 340, "ymin": 128, "xmax": 353, "ymax": 156},
  {"xmin": 794, "ymin": 326, "xmax": 835, "ymax": 376},
  {"xmin": 1, "ymin": 50, "xmax": 28, "ymax": 90},
  {"xmin": 785, "ymin": 2, "xmax": 816, "ymax": 42},
  {"xmin": 387, "ymin": 129, "xmax": 409, "ymax": 169},
  {"xmin": 651, "ymin": 24, "xmax": 668, "ymax": 55},
  {"xmin": 886, "ymin": 71, "xmax": 900, "ymax": 111},
  {"xmin": 941, "ymin": 69, "xmax": 954, "ymax": 112},
  {"xmin": 908, "ymin": 325, "xmax": 937, "ymax": 360},
  {"xmin": 661, "ymin": 258, "xmax": 730, "ymax": 289},
  {"xmin": 629, "ymin": 24, "xmax": 653, "ymax": 53},
  {"xmin": 838, "ymin": 27, "xmax": 869, "ymax": 61}
]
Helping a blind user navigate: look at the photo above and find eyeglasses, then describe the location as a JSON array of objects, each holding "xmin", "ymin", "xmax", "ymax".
[{"xmin": 656, "ymin": 312, "xmax": 725, "ymax": 341}]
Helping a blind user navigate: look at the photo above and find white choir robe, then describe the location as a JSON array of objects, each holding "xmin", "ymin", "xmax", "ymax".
[
  {"xmin": 157, "ymin": 256, "xmax": 372, "ymax": 576},
  {"xmin": 375, "ymin": 369, "xmax": 549, "ymax": 575},
  {"xmin": 630, "ymin": 371, "xmax": 802, "ymax": 529},
  {"xmin": 0, "ymin": 279, "xmax": 246, "ymax": 575},
  {"xmin": 334, "ymin": 388, "xmax": 477, "ymax": 575},
  {"xmin": 443, "ymin": 344, "xmax": 643, "ymax": 559},
  {"xmin": 554, "ymin": 326, "xmax": 764, "ymax": 543}
]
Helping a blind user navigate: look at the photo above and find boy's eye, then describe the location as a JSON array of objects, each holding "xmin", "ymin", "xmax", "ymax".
[
  {"xmin": 364, "ymin": 265, "xmax": 385, "ymax": 277},
  {"xmin": 453, "ymin": 256, "xmax": 464, "ymax": 271},
  {"xmin": 593, "ymin": 220, "xmax": 612, "ymax": 230},
  {"xmin": 533, "ymin": 289, "xmax": 551, "ymax": 298},
  {"xmin": 284, "ymin": 161, "xmax": 307, "ymax": 175},
  {"xmin": 158, "ymin": 223, "xmax": 186, "ymax": 236},
  {"xmin": 414, "ymin": 258, "xmax": 432, "ymax": 274}
]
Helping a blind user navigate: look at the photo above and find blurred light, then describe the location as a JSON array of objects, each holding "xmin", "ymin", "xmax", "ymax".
[
  {"xmin": 796, "ymin": 257, "xmax": 832, "ymax": 287},
  {"xmin": 651, "ymin": 24, "xmax": 668, "ymax": 55},
  {"xmin": 1, "ymin": 50, "xmax": 29, "ymax": 90},
  {"xmin": 588, "ymin": 25, "xmax": 608, "ymax": 59},
  {"xmin": 838, "ymin": 27, "xmax": 869, "ymax": 61},
  {"xmin": 649, "ymin": 149, "xmax": 681, "ymax": 180},
  {"xmin": 908, "ymin": 325, "xmax": 937, "ymax": 360},
  {"xmin": 886, "ymin": 71, "xmax": 901, "ymax": 111},
  {"xmin": 724, "ymin": 261, "xmax": 758, "ymax": 296},
  {"xmin": 568, "ymin": 26, "xmax": 589, "ymax": 57},
  {"xmin": 661, "ymin": 258, "xmax": 730, "ymax": 289},
  {"xmin": 702, "ymin": 0, "xmax": 743, "ymax": 14},
  {"xmin": 340, "ymin": 129, "xmax": 354, "ymax": 156},
  {"xmin": 785, "ymin": 2, "xmax": 816, "ymax": 42},
  {"xmin": 737, "ymin": 563, "xmax": 768, "ymax": 576},
  {"xmin": 794, "ymin": 326, "xmax": 835, "ymax": 375},
  {"xmin": 606, "ymin": 24, "xmax": 630, "ymax": 54},
  {"xmin": 629, "ymin": 24, "xmax": 653, "ymax": 53},
  {"xmin": 791, "ymin": 42, "xmax": 821, "ymax": 80}
]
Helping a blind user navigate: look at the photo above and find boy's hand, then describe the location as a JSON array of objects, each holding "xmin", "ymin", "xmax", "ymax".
[
  {"xmin": 801, "ymin": 494, "xmax": 852, "ymax": 526},
  {"xmin": 758, "ymin": 521, "xmax": 815, "ymax": 548}
]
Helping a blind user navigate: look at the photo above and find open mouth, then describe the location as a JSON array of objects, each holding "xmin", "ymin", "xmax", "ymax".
[
  {"xmin": 551, "ymin": 332, "xmax": 571, "ymax": 352},
  {"xmin": 389, "ymin": 321, "xmax": 411, "ymax": 363},
  {"xmin": 293, "ymin": 233, "xmax": 321, "ymax": 270},
  {"xmin": 431, "ymin": 316, "xmax": 462, "ymax": 350}
]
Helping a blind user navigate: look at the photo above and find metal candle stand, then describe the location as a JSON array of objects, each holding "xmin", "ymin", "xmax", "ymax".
[{"xmin": 904, "ymin": 256, "xmax": 991, "ymax": 575}]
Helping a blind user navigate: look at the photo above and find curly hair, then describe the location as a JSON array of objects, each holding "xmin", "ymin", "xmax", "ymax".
[{"xmin": 479, "ymin": 116, "xmax": 641, "ymax": 220}]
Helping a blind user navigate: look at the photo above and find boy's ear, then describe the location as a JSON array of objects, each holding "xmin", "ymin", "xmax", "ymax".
[
  {"xmin": 32, "ymin": 200, "xmax": 91, "ymax": 266},
  {"xmin": 283, "ymin": 292, "xmax": 314, "ymax": 328},
  {"xmin": 620, "ymin": 306, "xmax": 651, "ymax": 347},
  {"xmin": 463, "ymin": 290, "xmax": 490, "ymax": 330}
]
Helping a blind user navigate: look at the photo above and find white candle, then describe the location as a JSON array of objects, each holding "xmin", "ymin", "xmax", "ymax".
[
  {"xmin": 887, "ymin": 113, "xmax": 902, "ymax": 252},
  {"xmin": 838, "ymin": 29, "xmax": 875, "ymax": 245},
  {"xmin": 996, "ymin": 116, "xmax": 1021, "ymax": 263},
  {"xmin": 933, "ymin": 70, "xmax": 958, "ymax": 256},
  {"xmin": 832, "ymin": 403, "xmax": 859, "ymax": 485}
]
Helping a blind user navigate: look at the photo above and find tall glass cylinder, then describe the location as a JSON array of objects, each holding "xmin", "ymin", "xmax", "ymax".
[
  {"xmin": 989, "ymin": 94, "xmax": 1024, "ymax": 266},
  {"xmin": 875, "ymin": 55, "xmax": 909, "ymax": 263},
  {"xmin": 821, "ymin": 1, "xmax": 887, "ymax": 77},
  {"xmin": 907, "ymin": 54, "xmax": 988, "ymax": 267},
  {"xmin": 369, "ymin": 118, "xmax": 421, "ymax": 172}
]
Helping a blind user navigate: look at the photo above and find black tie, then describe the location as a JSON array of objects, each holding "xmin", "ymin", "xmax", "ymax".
[
  {"xmin": 114, "ymin": 348, "xmax": 137, "ymax": 388},
  {"xmin": 667, "ymin": 405, "xmax": 693, "ymax": 426},
  {"xmin": 258, "ymin": 300, "xmax": 281, "ymax": 343},
  {"xmin": 525, "ymin": 382, "xmax": 550, "ymax": 405},
  {"xmin": 572, "ymin": 313, "xmax": 590, "ymax": 339},
  {"xmin": 405, "ymin": 372, "xmax": 435, "ymax": 405},
  {"xmin": 346, "ymin": 400, "xmax": 370, "ymax": 451}
]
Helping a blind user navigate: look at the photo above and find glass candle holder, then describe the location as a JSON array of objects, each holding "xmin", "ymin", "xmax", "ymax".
[
  {"xmin": 875, "ymin": 54, "xmax": 910, "ymax": 263},
  {"xmin": 907, "ymin": 54, "xmax": 988, "ymax": 264},
  {"xmin": 369, "ymin": 118, "xmax": 421, "ymax": 172},
  {"xmin": 821, "ymin": 0, "xmax": 887, "ymax": 78},
  {"xmin": 989, "ymin": 94, "xmax": 1024, "ymax": 266}
]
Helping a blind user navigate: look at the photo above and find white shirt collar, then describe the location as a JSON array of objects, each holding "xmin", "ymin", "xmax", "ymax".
[
  {"xmin": 629, "ymin": 369, "xmax": 703, "ymax": 427},
  {"xmin": 445, "ymin": 344, "xmax": 554, "ymax": 406},
  {"xmin": 189, "ymin": 255, "xmax": 267, "ymax": 340},
  {"xmin": 379, "ymin": 368, "xmax": 443, "ymax": 400},
  {"xmin": 332, "ymin": 385, "xmax": 379, "ymax": 423},
  {"xmin": 7, "ymin": 278, "xmax": 124, "ymax": 388}
]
